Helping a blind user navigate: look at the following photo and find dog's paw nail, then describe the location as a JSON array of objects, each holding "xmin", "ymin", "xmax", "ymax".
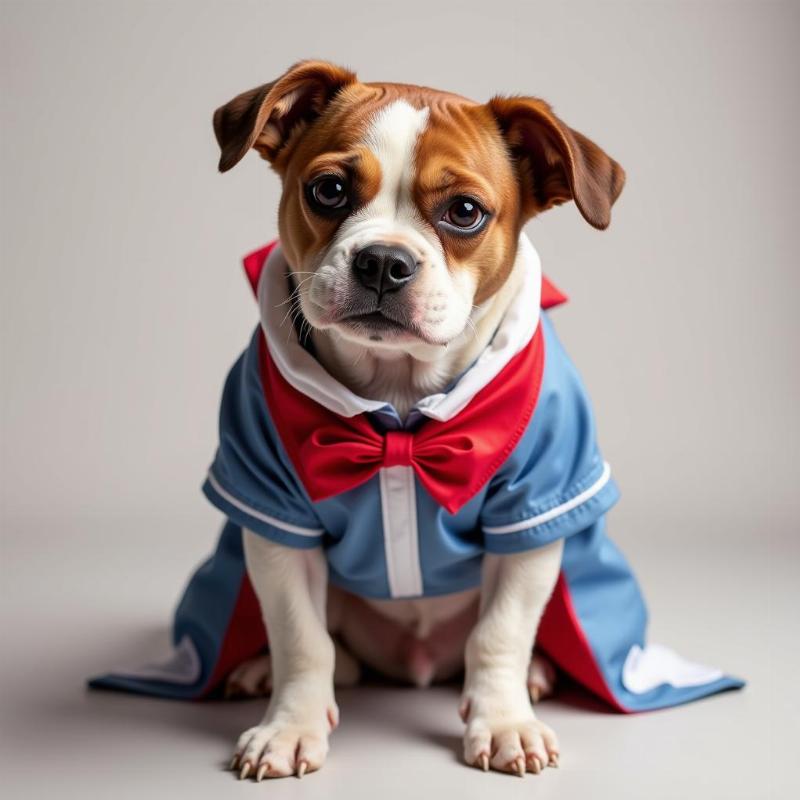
[
  {"xmin": 297, "ymin": 760, "xmax": 308, "ymax": 778},
  {"xmin": 238, "ymin": 761, "xmax": 251, "ymax": 780},
  {"xmin": 513, "ymin": 756, "xmax": 526, "ymax": 777},
  {"xmin": 529, "ymin": 685, "xmax": 541, "ymax": 703},
  {"xmin": 529, "ymin": 755, "xmax": 542, "ymax": 774},
  {"xmin": 479, "ymin": 753, "xmax": 489, "ymax": 772},
  {"xmin": 256, "ymin": 763, "xmax": 268, "ymax": 782},
  {"xmin": 229, "ymin": 755, "xmax": 239, "ymax": 771}
]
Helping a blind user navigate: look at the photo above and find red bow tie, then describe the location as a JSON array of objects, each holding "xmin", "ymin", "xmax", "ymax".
[{"xmin": 258, "ymin": 329, "xmax": 546, "ymax": 514}]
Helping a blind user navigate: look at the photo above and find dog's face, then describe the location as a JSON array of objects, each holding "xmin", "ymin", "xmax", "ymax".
[{"xmin": 214, "ymin": 62, "xmax": 624, "ymax": 353}]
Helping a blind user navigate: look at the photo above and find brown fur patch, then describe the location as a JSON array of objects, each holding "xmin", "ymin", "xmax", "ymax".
[{"xmin": 413, "ymin": 100, "xmax": 522, "ymax": 304}]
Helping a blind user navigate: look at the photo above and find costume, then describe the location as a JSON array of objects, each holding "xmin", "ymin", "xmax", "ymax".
[{"xmin": 90, "ymin": 237, "xmax": 743, "ymax": 711}]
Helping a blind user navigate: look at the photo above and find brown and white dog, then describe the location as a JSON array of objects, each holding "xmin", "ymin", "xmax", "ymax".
[{"xmin": 215, "ymin": 60, "xmax": 624, "ymax": 780}]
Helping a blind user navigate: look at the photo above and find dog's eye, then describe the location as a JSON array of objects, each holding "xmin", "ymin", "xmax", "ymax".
[
  {"xmin": 307, "ymin": 176, "xmax": 349, "ymax": 212},
  {"xmin": 442, "ymin": 197, "xmax": 486, "ymax": 231}
]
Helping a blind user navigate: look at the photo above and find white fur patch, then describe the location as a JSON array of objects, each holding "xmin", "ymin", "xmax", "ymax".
[
  {"xmin": 323, "ymin": 100, "xmax": 437, "ymax": 260},
  {"xmin": 361, "ymin": 101, "xmax": 430, "ymax": 222}
]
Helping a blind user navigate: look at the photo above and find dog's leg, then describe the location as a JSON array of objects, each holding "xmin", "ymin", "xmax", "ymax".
[
  {"xmin": 460, "ymin": 540, "xmax": 563, "ymax": 776},
  {"xmin": 230, "ymin": 530, "xmax": 337, "ymax": 780}
]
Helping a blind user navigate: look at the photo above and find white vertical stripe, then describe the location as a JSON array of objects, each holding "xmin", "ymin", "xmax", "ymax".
[{"xmin": 379, "ymin": 466, "xmax": 423, "ymax": 598}]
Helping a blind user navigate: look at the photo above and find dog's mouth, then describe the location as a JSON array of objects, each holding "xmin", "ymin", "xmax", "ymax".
[
  {"xmin": 339, "ymin": 310, "xmax": 415, "ymax": 342},
  {"xmin": 336, "ymin": 308, "xmax": 439, "ymax": 345},
  {"xmin": 343, "ymin": 311, "xmax": 407, "ymax": 331}
]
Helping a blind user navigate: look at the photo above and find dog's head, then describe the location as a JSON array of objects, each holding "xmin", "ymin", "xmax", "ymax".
[{"xmin": 214, "ymin": 61, "xmax": 624, "ymax": 353}]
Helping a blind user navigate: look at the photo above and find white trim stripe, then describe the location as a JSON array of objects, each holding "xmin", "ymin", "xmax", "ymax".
[
  {"xmin": 206, "ymin": 471, "xmax": 324, "ymax": 537},
  {"xmin": 379, "ymin": 466, "xmax": 424, "ymax": 597},
  {"xmin": 483, "ymin": 462, "xmax": 612, "ymax": 535}
]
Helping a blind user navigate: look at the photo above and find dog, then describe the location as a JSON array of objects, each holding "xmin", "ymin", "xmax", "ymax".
[{"xmin": 90, "ymin": 59, "xmax": 743, "ymax": 779}]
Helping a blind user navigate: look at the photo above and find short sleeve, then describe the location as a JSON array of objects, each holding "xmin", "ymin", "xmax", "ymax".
[
  {"xmin": 480, "ymin": 315, "xmax": 620, "ymax": 553},
  {"xmin": 202, "ymin": 329, "xmax": 325, "ymax": 548}
]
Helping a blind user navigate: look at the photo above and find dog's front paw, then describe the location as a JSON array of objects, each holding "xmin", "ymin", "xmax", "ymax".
[
  {"xmin": 460, "ymin": 689, "xmax": 559, "ymax": 776},
  {"xmin": 230, "ymin": 699, "xmax": 338, "ymax": 780}
]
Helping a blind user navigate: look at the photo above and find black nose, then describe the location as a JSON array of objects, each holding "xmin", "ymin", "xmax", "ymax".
[{"xmin": 352, "ymin": 244, "xmax": 418, "ymax": 295}]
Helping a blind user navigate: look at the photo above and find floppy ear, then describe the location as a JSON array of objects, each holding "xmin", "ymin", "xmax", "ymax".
[
  {"xmin": 488, "ymin": 96, "xmax": 625, "ymax": 229},
  {"xmin": 213, "ymin": 60, "xmax": 357, "ymax": 173}
]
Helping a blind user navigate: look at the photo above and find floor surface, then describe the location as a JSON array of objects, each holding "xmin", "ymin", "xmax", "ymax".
[{"xmin": 1, "ymin": 510, "xmax": 795, "ymax": 799}]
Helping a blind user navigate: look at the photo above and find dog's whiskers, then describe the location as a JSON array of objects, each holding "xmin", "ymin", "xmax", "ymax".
[
  {"xmin": 278, "ymin": 284, "xmax": 316, "ymax": 330},
  {"xmin": 285, "ymin": 306, "xmax": 306, "ymax": 344},
  {"xmin": 464, "ymin": 316, "xmax": 478, "ymax": 340},
  {"xmin": 274, "ymin": 275, "xmax": 316, "ymax": 309}
]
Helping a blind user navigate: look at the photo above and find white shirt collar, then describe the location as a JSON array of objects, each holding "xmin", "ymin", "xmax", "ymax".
[{"xmin": 258, "ymin": 233, "xmax": 542, "ymax": 422}]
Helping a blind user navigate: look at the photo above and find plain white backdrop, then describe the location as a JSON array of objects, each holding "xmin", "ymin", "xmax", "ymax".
[{"xmin": 1, "ymin": 2, "xmax": 798, "ymax": 798}]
